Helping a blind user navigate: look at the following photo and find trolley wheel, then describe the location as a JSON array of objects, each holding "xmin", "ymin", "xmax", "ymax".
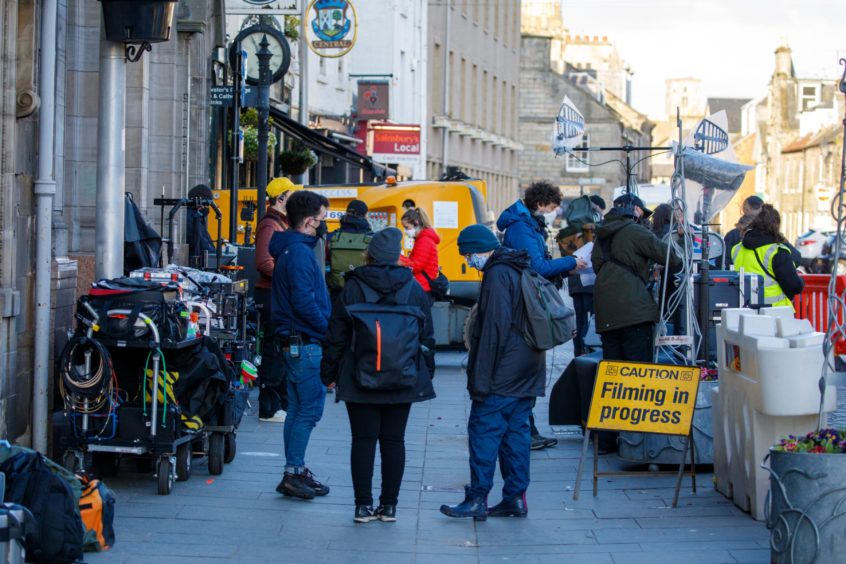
[
  {"xmin": 156, "ymin": 456, "xmax": 173, "ymax": 495},
  {"xmin": 92, "ymin": 452, "xmax": 120, "ymax": 477},
  {"xmin": 62, "ymin": 450, "xmax": 78, "ymax": 473},
  {"xmin": 224, "ymin": 432, "xmax": 236, "ymax": 464},
  {"xmin": 176, "ymin": 443, "xmax": 192, "ymax": 482},
  {"xmin": 208, "ymin": 433, "xmax": 224, "ymax": 476}
]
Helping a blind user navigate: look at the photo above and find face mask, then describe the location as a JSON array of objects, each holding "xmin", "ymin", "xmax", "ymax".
[
  {"xmin": 466, "ymin": 253, "xmax": 489, "ymax": 271},
  {"xmin": 405, "ymin": 227, "xmax": 418, "ymax": 239},
  {"xmin": 314, "ymin": 219, "xmax": 328, "ymax": 238}
]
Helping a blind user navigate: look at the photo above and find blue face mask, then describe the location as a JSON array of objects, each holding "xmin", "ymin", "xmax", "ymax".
[{"xmin": 466, "ymin": 253, "xmax": 489, "ymax": 271}]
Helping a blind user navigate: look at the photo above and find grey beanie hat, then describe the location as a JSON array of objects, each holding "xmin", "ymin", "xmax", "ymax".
[{"xmin": 367, "ymin": 227, "xmax": 403, "ymax": 265}]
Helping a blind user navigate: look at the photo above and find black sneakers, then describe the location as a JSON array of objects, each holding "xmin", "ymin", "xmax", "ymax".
[
  {"xmin": 530, "ymin": 434, "xmax": 558, "ymax": 450},
  {"xmin": 276, "ymin": 472, "xmax": 316, "ymax": 500},
  {"xmin": 354, "ymin": 505, "xmax": 376, "ymax": 523},
  {"xmin": 374, "ymin": 504, "xmax": 397, "ymax": 522},
  {"xmin": 302, "ymin": 468, "xmax": 330, "ymax": 496}
]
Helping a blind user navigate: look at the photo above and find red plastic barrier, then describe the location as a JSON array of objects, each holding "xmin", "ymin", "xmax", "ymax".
[{"xmin": 793, "ymin": 274, "xmax": 846, "ymax": 354}]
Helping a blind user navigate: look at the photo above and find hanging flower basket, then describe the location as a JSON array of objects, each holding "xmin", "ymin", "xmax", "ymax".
[
  {"xmin": 765, "ymin": 429, "xmax": 846, "ymax": 564},
  {"xmin": 279, "ymin": 148, "xmax": 317, "ymax": 175}
]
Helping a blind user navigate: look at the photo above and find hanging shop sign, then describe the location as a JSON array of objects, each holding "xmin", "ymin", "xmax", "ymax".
[
  {"xmin": 357, "ymin": 81, "xmax": 389, "ymax": 120},
  {"xmin": 370, "ymin": 125, "xmax": 420, "ymax": 166},
  {"xmin": 225, "ymin": 0, "xmax": 301, "ymax": 15},
  {"xmin": 305, "ymin": 0, "xmax": 358, "ymax": 58}
]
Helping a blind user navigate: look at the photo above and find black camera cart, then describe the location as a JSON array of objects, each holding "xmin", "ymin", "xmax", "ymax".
[{"xmin": 61, "ymin": 302, "xmax": 196, "ymax": 495}]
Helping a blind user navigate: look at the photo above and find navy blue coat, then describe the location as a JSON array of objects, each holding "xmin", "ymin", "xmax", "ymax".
[
  {"xmin": 496, "ymin": 200, "xmax": 576, "ymax": 281},
  {"xmin": 270, "ymin": 230, "xmax": 331, "ymax": 342},
  {"xmin": 466, "ymin": 247, "xmax": 546, "ymax": 401}
]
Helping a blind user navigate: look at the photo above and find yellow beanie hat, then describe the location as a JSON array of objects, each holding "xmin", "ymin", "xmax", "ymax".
[{"xmin": 266, "ymin": 177, "xmax": 299, "ymax": 199}]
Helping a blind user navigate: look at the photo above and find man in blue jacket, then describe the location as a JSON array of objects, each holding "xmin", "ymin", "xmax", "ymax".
[
  {"xmin": 497, "ymin": 181, "xmax": 586, "ymax": 450},
  {"xmin": 270, "ymin": 190, "xmax": 332, "ymax": 500}
]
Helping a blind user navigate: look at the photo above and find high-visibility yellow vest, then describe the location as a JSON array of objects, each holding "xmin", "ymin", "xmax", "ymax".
[{"xmin": 731, "ymin": 242, "xmax": 794, "ymax": 310}]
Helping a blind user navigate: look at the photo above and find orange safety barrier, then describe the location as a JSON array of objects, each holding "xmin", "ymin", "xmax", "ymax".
[{"xmin": 793, "ymin": 274, "xmax": 846, "ymax": 355}]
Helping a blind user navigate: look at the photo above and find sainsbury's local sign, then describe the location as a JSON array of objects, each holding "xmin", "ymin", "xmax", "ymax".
[{"xmin": 370, "ymin": 125, "xmax": 420, "ymax": 166}]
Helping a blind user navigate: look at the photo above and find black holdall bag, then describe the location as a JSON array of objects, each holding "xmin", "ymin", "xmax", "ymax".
[
  {"xmin": 422, "ymin": 269, "xmax": 450, "ymax": 301},
  {"xmin": 346, "ymin": 279, "xmax": 425, "ymax": 391},
  {"xmin": 79, "ymin": 278, "xmax": 189, "ymax": 347}
]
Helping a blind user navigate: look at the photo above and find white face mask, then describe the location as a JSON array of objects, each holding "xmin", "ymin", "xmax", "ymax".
[{"xmin": 404, "ymin": 227, "xmax": 418, "ymax": 239}]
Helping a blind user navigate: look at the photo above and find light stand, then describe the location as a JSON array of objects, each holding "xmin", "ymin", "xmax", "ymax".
[{"xmin": 256, "ymin": 35, "xmax": 272, "ymax": 221}]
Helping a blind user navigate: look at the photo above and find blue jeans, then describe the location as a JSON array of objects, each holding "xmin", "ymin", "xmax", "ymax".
[
  {"xmin": 467, "ymin": 395, "xmax": 533, "ymax": 500},
  {"xmin": 282, "ymin": 344, "xmax": 325, "ymax": 472}
]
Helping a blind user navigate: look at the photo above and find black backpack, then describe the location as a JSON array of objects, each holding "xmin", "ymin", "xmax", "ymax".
[
  {"xmin": 346, "ymin": 279, "xmax": 425, "ymax": 391},
  {"xmin": 0, "ymin": 451, "xmax": 84, "ymax": 563},
  {"xmin": 519, "ymin": 269, "xmax": 576, "ymax": 350}
]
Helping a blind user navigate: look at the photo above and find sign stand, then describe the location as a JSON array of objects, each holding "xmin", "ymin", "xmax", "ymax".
[
  {"xmin": 572, "ymin": 360, "xmax": 701, "ymax": 507},
  {"xmin": 574, "ymin": 430, "xmax": 697, "ymax": 507}
]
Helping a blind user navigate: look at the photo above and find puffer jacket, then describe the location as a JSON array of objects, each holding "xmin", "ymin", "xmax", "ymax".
[
  {"xmin": 466, "ymin": 247, "xmax": 546, "ymax": 401},
  {"xmin": 321, "ymin": 264, "xmax": 436, "ymax": 404},
  {"xmin": 405, "ymin": 227, "xmax": 440, "ymax": 292},
  {"xmin": 591, "ymin": 209, "xmax": 677, "ymax": 333},
  {"xmin": 255, "ymin": 208, "xmax": 288, "ymax": 290},
  {"xmin": 496, "ymin": 200, "xmax": 576, "ymax": 281}
]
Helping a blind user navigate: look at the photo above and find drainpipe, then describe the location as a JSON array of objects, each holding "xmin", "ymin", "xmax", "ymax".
[
  {"xmin": 32, "ymin": 0, "xmax": 58, "ymax": 454},
  {"xmin": 298, "ymin": 1, "xmax": 310, "ymax": 185},
  {"xmin": 441, "ymin": 0, "xmax": 450, "ymax": 174},
  {"xmin": 94, "ymin": 38, "xmax": 126, "ymax": 280}
]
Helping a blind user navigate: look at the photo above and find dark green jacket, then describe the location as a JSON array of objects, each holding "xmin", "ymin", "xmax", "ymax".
[{"xmin": 591, "ymin": 210, "xmax": 675, "ymax": 333}]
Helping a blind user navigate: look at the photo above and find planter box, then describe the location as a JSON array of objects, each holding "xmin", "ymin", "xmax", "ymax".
[
  {"xmin": 766, "ymin": 449, "xmax": 846, "ymax": 564},
  {"xmin": 618, "ymin": 380, "xmax": 717, "ymax": 465}
]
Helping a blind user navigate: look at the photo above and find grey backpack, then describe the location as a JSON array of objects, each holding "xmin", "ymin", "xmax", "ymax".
[{"xmin": 520, "ymin": 269, "xmax": 576, "ymax": 350}]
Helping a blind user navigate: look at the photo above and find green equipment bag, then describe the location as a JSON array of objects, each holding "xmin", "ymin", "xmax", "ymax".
[
  {"xmin": 327, "ymin": 231, "xmax": 372, "ymax": 291},
  {"xmin": 564, "ymin": 195, "xmax": 602, "ymax": 228}
]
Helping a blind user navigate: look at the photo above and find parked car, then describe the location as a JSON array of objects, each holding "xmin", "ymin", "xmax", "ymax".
[
  {"xmin": 795, "ymin": 229, "xmax": 835, "ymax": 273},
  {"xmin": 814, "ymin": 233, "xmax": 846, "ymax": 275}
]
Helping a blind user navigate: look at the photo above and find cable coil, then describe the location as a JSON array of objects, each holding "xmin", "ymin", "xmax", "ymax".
[{"xmin": 58, "ymin": 335, "xmax": 117, "ymax": 415}]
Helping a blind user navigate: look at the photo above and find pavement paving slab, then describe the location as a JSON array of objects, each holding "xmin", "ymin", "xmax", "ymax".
[{"xmin": 88, "ymin": 348, "xmax": 769, "ymax": 564}]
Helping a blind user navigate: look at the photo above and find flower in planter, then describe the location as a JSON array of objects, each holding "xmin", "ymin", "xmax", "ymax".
[
  {"xmin": 279, "ymin": 143, "xmax": 318, "ymax": 175},
  {"xmin": 773, "ymin": 428, "xmax": 846, "ymax": 454}
]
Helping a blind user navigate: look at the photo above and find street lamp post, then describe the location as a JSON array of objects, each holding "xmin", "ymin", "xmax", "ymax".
[{"xmin": 256, "ymin": 36, "xmax": 273, "ymax": 220}]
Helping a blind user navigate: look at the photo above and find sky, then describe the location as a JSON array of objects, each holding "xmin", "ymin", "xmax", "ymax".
[{"xmin": 561, "ymin": 0, "xmax": 846, "ymax": 119}]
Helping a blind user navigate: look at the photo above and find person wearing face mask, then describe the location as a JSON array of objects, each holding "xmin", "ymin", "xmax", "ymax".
[
  {"xmin": 440, "ymin": 225, "xmax": 545, "ymax": 520},
  {"xmin": 496, "ymin": 180, "xmax": 588, "ymax": 450},
  {"xmin": 400, "ymin": 207, "xmax": 441, "ymax": 305},
  {"xmin": 269, "ymin": 190, "xmax": 332, "ymax": 500},
  {"xmin": 255, "ymin": 177, "xmax": 301, "ymax": 423}
]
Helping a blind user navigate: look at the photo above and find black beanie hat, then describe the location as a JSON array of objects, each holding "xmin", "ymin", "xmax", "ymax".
[
  {"xmin": 367, "ymin": 227, "xmax": 403, "ymax": 265},
  {"xmin": 589, "ymin": 195, "xmax": 606, "ymax": 210},
  {"xmin": 346, "ymin": 199, "xmax": 369, "ymax": 217}
]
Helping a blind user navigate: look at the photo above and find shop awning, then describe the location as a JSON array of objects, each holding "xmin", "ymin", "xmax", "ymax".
[{"xmin": 269, "ymin": 106, "xmax": 394, "ymax": 177}]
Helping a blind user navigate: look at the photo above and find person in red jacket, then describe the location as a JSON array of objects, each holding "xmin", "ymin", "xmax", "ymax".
[
  {"xmin": 400, "ymin": 207, "xmax": 440, "ymax": 301},
  {"xmin": 255, "ymin": 177, "xmax": 300, "ymax": 422}
]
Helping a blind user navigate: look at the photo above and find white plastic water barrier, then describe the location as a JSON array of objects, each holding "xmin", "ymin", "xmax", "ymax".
[{"xmin": 713, "ymin": 307, "xmax": 836, "ymax": 520}]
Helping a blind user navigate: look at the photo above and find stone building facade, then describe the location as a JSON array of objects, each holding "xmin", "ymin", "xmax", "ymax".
[
  {"xmin": 518, "ymin": 35, "xmax": 653, "ymax": 206},
  {"xmin": 426, "ymin": 0, "xmax": 523, "ymax": 217}
]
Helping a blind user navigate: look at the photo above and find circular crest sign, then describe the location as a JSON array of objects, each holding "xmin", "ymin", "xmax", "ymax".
[{"xmin": 305, "ymin": 0, "xmax": 358, "ymax": 58}]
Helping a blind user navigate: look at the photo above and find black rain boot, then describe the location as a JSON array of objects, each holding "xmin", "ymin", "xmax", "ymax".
[
  {"xmin": 440, "ymin": 489, "xmax": 487, "ymax": 521},
  {"xmin": 487, "ymin": 494, "xmax": 528, "ymax": 518}
]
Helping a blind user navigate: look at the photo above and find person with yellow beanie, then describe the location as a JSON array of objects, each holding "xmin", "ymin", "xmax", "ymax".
[{"xmin": 256, "ymin": 177, "xmax": 301, "ymax": 422}]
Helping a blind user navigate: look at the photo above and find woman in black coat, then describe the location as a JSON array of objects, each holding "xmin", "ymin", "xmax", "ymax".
[{"xmin": 321, "ymin": 227, "xmax": 435, "ymax": 524}]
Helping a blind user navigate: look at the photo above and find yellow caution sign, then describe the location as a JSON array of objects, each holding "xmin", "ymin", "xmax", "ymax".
[{"xmin": 586, "ymin": 361, "xmax": 700, "ymax": 436}]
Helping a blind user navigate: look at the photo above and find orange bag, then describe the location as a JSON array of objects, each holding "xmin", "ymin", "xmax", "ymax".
[{"xmin": 79, "ymin": 476, "xmax": 116, "ymax": 550}]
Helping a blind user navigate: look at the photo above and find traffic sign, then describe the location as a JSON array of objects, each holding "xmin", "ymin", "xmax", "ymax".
[{"xmin": 210, "ymin": 86, "xmax": 234, "ymax": 107}]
